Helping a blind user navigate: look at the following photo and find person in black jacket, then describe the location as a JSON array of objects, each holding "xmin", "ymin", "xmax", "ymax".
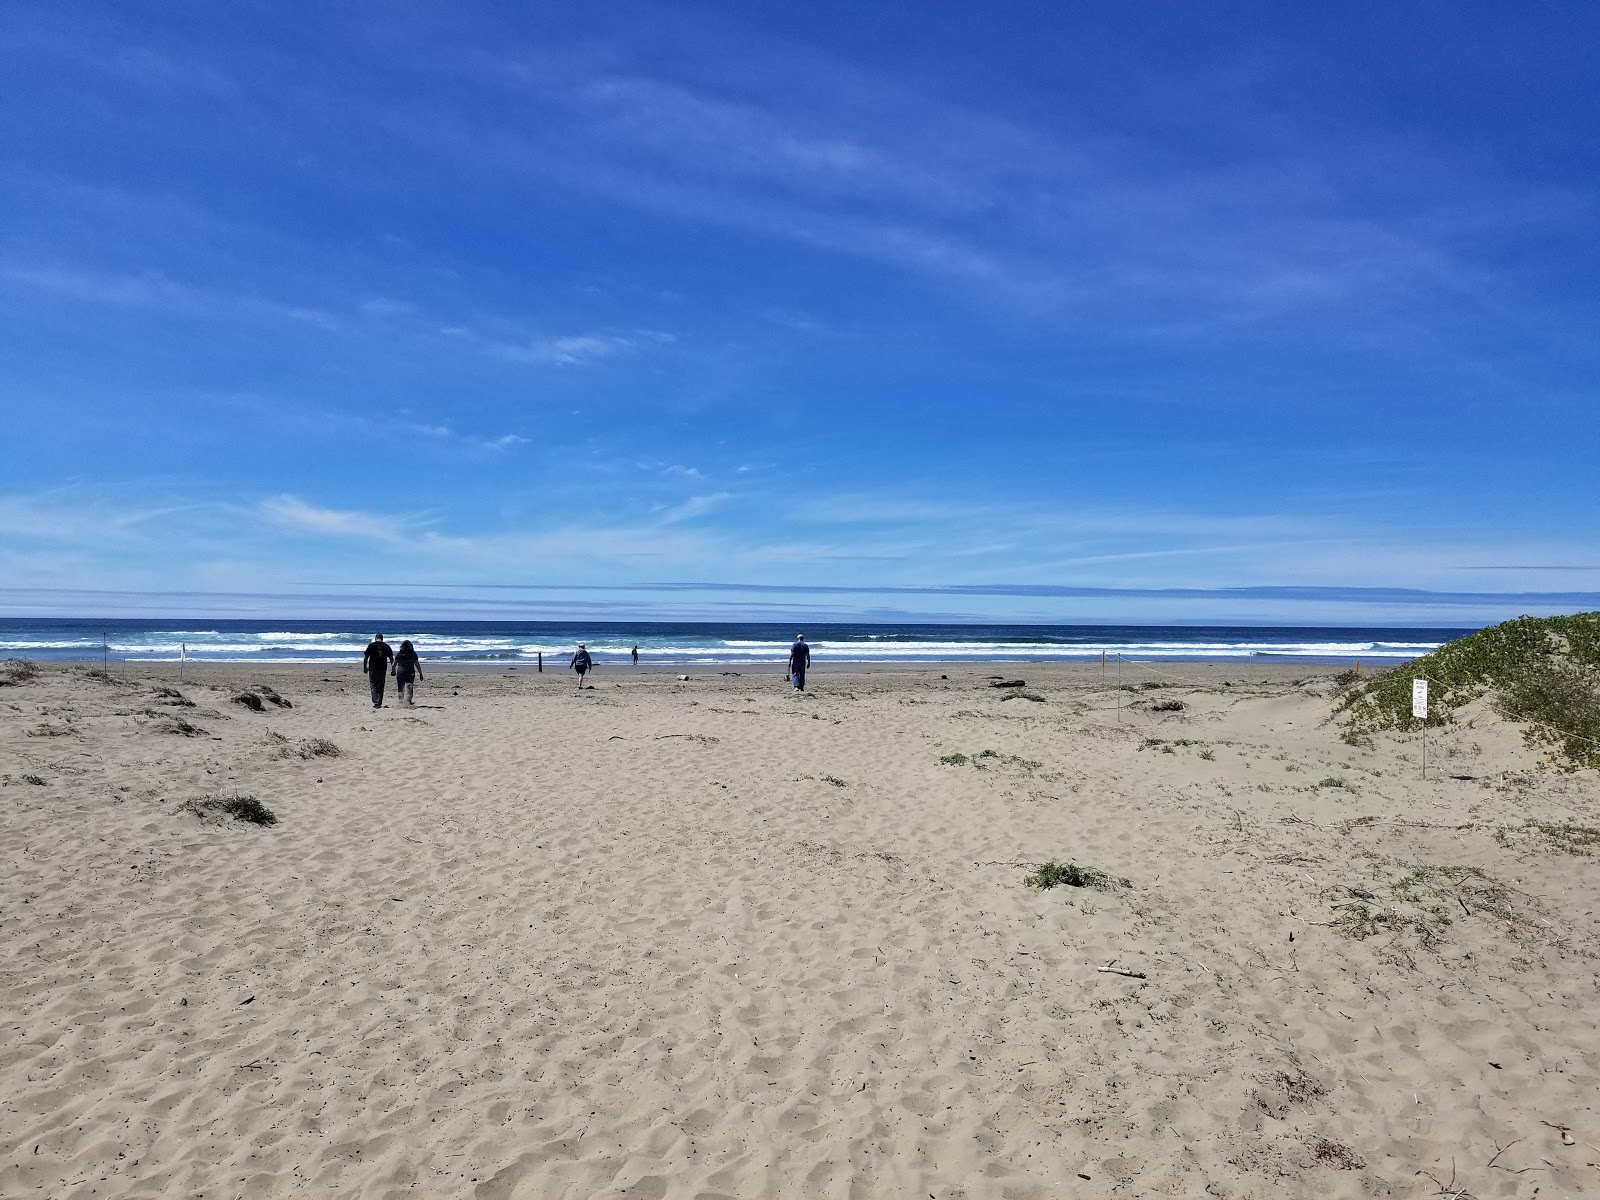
[
  {"xmin": 570, "ymin": 643, "xmax": 593, "ymax": 688},
  {"xmin": 787, "ymin": 634, "xmax": 810, "ymax": 692},
  {"xmin": 362, "ymin": 633, "xmax": 393, "ymax": 709},
  {"xmin": 393, "ymin": 639, "xmax": 423, "ymax": 707}
]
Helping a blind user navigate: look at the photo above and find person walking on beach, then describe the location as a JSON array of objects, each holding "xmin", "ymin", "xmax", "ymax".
[
  {"xmin": 631, "ymin": 644, "xmax": 640, "ymax": 667},
  {"xmin": 570, "ymin": 643, "xmax": 593, "ymax": 688},
  {"xmin": 362, "ymin": 633, "xmax": 393, "ymax": 709},
  {"xmin": 787, "ymin": 633, "xmax": 810, "ymax": 692},
  {"xmin": 393, "ymin": 639, "xmax": 423, "ymax": 707}
]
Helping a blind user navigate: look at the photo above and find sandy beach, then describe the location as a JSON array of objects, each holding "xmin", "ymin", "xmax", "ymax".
[{"xmin": 3, "ymin": 659, "xmax": 1597, "ymax": 1199}]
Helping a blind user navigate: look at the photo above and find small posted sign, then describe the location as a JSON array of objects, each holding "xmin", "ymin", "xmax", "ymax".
[{"xmin": 1411, "ymin": 678, "xmax": 1428, "ymax": 720}]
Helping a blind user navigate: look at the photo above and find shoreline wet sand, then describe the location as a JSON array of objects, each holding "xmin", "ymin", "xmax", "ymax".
[{"xmin": 3, "ymin": 661, "xmax": 1597, "ymax": 1197}]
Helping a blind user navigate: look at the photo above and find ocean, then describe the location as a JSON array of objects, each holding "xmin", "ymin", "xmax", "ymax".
[{"xmin": 0, "ymin": 618, "xmax": 1470, "ymax": 666}]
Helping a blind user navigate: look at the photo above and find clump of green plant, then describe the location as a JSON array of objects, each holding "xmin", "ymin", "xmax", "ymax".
[
  {"xmin": 1336, "ymin": 612, "xmax": 1600, "ymax": 768},
  {"xmin": 0, "ymin": 658, "xmax": 39, "ymax": 686},
  {"xmin": 999, "ymin": 690, "xmax": 1046, "ymax": 703},
  {"xmin": 1331, "ymin": 668, "xmax": 1363, "ymax": 689},
  {"xmin": 820, "ymin": 774, "xmax": 846, "ymax": 787},
  {"xmin": 1150, "ymin": 698, "xmax": 1185, "ymax": 713},
  {"xmin": 940, "ymin": 752, "xmax": 968, "ymax": 765},
  {"xmin": 26, "ymin": 721, "xmax": 74, "ymax": 738},
  {"xmin": 1024, "ymin": 860, "xmax": 1128, "ymax": 890},
  {"xmin": 2, "ymin": 773, "xmax": 48, "ymax": 786},
  {"xmin": 1333, "ymin": 864, "xmax": 1543, "ymax": 955},
  {"xmin": 1198, "ymin": 749, "xmax": 1215, "ymax": 761},
  {"xmin": 1494, "ymin": 820, "xmax": 1600, "ymax": 856},
  {"xmin": 150, "ymin": 685, "xmax": 196, "ymax": 707},
  {"xmin": 1317, "ymin": 776, "xmax": 1347, "ymax": 789},
  {"xmin": 182, "ymin": 792, "xmax": 278, "ymax": 826},
  {"xmin": 1330, "ymin": 902, "xmax": 1443, "ymax": 950},
  {"xmin": 977, "ymin": 749, "xmax": 999, "ymax": 759},
  {"xmin": 232, "ymin": 691, "xmax": 266, "ymax": 712}
]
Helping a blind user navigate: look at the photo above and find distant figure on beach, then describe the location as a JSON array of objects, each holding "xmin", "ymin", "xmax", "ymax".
[
  {"xmin": 393, "ymin": 639, "xmax": 423, "ymax": 707},
  {"xmin": 631, "ymin": 644, "xmax": 640, "ymax": 667},
  {"xmin": 571, "ymin": 643, "xmax": 593, "ymax": 688},
  {"xmin": 787, "ymin": 634, "xmax": 810, "ymax": 692},
  {"xmin": 362, "ymin": 633, "xmax": 393, "ymax": 709}
]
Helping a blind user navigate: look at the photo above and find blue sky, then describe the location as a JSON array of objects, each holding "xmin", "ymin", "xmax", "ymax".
[{"xmin": 2, "ymin": 1, "xmax": 1597, "ymax": 624}]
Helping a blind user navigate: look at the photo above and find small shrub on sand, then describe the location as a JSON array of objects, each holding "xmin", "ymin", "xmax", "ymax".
[
  {"xmin": 267, "ymin": 732, "xmax": 342, "ymax": 759},
  {"xmin": 0, "ymin": 658, "xmax": 39, "ymax": 686},
  {"xmin": 153, "ymin": 714, "xmax": 208, "ymax": 737},
  {"xmin": 1024, "ymin": 861, "xmax": 1128, "ymax": 891},
  {"xmin": 1494, "ymin": 820, "xmax": 1600, "ymax": 856},
  {"xmin": 1150, "ymin": 698, "xmax": 1185, "ymax": 713},
  {"xmin": 150, "ymin": 685, "xmax": 196, "ymax": 707},
  {"xmin": 2, "ymin": 773, "xmax": 48, "ymax": 786},
  {"xmin": 1317, "ymin": 776, "xmax": 1347, "ymax": 789},
  {"xmin": 820, "ymin": 774, "xmax": 846, "ymax": 787},
  {"xmin": 1331, "ymin": 864, "xmax": 1546, "ymax": 955},
  {"xmin": 232, "ymin": 685, "xmax": 293, "ymax": 712},
  {"xmin": 182, "ymin": 792, "xmax": 278, "ymax": 826},
  {"xmin": 940, "ymin": 752, "xmax": 968, "ymax": 765},
  {"xmin": 26, "ymin": 721, "xmax": 75, "ymax": 738},
  {"xmin": 1312, "ymin": 1138, "xmax": 1365, "ymax": 1170},
  {"xmin": 999, "ymin": 690, "xmax": 1045, "ymax": 703}
]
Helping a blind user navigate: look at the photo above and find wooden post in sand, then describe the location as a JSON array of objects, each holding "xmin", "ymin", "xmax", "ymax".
[
  {"xmin": 1117, "ymin": 654, "xmax": 1122, "ymax": 722},
  {"xmin": 1412, "ymin": 678, "xmax": 1429, "ymax": 780}
]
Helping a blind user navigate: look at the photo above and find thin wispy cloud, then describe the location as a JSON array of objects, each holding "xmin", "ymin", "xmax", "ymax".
[{"xmin": 261, "ymin": 496, "xmax": 413, "ymax": 542}]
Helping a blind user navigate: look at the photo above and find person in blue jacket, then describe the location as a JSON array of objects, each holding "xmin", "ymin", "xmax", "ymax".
[{"xmin": 786, "ymin": 634, "xmax": 810, "ymax": 692}]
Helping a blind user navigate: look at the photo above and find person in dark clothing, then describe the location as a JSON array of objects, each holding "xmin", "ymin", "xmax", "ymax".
[
  {"xmin": 631, "ymin": 644, "xmax": 640, "ymax": 667},
  {"xmin": 570, "ymin": 643, "xmax": 593, "ymax": 688},
  {"xmin": 362, "ymin": 633, "xmax": 393, "ymax": 708},
  {"xmin": 393, "ymin": 639, "xmax": 423, "ymax": 707},
  {"xmin": 787, "ymin": 634, "xmax": 810, "ymax": 692}
]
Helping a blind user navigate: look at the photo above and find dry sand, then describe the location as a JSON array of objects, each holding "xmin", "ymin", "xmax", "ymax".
[{"xmin": 2, "ymin": 659, "xmax": 1598, "ymax": 1198}]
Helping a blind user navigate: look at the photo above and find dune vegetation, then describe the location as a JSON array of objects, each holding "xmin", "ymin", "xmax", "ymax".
[{"xmin": 1336, "ymin": 612, "xmax": 1600, "ymax": 768}]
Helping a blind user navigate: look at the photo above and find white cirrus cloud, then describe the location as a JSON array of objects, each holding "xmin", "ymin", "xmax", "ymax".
[{"xmin": 261, "ymin": 495, "xmax": 413, "ymax": 541}]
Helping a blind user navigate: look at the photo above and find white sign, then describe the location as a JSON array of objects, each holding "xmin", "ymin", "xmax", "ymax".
[{"xmin": 1411, "ymin": 678, "xmax": 1428, "ymax": 720}]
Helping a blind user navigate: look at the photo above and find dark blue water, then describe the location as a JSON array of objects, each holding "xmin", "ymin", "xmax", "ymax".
[{"xmin": 0, "ymin": 618, "xmax": 1472, "ymax": 665}]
